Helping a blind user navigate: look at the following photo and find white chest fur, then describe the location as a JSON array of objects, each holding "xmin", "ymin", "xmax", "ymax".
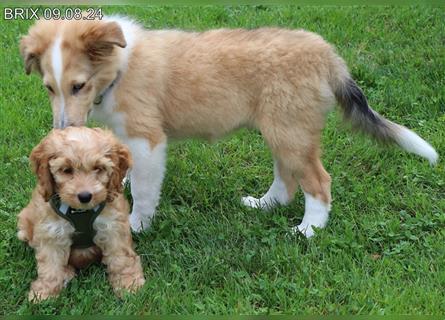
[
  {"xmin": 90, "ymin": 93, "xmax": 127, "ymax": 138},
  {"xmin": 90, "ymin": 16, "xmax": 140, "ymax": 140},
  {"xmin": 88, "ymin": 17, "xmax": 168, "ymax": 234}
]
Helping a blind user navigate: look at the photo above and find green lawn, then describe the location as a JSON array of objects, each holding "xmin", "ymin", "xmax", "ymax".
[{"xmin": 0, "ymin": 5, "xmax": 444, "ymax": 315}]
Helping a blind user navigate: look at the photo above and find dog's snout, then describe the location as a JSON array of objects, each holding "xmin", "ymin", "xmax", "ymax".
[{"xmin": 77, "ymin": 192, "xmax": 92, "ymax": 203}]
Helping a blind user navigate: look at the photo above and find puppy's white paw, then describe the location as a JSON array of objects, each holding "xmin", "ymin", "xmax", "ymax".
[
  {"xmin": 292, "ymin": 223, "xmax": 316, "ymax": 238},
  {"xmin": 241, "ymin": 196, "xmax": 262, "ymax": 209},
  {"xmin": 241, "ymin": 195, "xmax": 277, "ymax": 210},
  {"xmin": 129, "ymin": 213, "xmax": 151, "ymax": 233}
]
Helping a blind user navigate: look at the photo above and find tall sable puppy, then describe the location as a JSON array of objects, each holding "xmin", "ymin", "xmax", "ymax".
[
  {"xmin": 18, "ymin": 127, "xmax": 145, "ymax": 302},
  {"xmin": 20, "ymin": 17, "xmax": 438, "ymax": 237}
]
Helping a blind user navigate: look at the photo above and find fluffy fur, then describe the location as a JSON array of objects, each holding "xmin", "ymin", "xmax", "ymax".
[
  {"xmin": 17, "ymin": 127, "xmax": 145, "ymax": 302},
  {"xmin": 20, "ymin": 17, "xmax": 438, "ymax": 236}
]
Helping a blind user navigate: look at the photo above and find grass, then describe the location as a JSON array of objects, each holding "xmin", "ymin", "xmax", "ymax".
[{"xmin": 0, "ymin": 5, "xmax": 444, "ymax": 315}]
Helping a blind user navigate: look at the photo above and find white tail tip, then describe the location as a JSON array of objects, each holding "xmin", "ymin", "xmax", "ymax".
[{"xmin": 394, "ymin": 125, "xmax": 439, "ymax": 165}]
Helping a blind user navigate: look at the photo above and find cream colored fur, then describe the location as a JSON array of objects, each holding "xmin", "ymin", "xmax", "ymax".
[
  {"xmin": 17, "ymin": 127, "xmax": 145, "ymax": 302},
  {"xmin": 20, "ymin": 17, "xmax": 438, "ymax": 237}
]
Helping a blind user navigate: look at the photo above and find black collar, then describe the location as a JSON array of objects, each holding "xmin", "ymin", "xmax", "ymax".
[
  {"xmin": 93, "ymin": 71, "xmax": 121, "ymax": 105},
  {"xmin": 49, "ymin": 194, "xmax": 106, "ymax": 249}
]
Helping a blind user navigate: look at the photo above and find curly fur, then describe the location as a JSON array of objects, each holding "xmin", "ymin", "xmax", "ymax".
[{"xmin": 17, "ymin": 127, "xmax": 145, "ymax": 302}]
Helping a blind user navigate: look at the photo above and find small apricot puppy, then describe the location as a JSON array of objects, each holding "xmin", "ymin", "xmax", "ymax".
[{"xmin": 17, "ymin": 127, "xmax": 145, "ymax": 302}]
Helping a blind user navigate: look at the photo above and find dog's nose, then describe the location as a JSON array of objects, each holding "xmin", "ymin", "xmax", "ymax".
[{"xmin": 77, "ymin": 192, "xmax": 92, "ymax": 203}]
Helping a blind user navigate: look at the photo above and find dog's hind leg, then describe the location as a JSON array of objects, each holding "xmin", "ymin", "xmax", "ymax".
[
  {"xmin": 126, "ymin": 136, "xmax": 167, "ymax": 232},
  {"xmin": 241, "ymin": 160, "xmax": 297, "ymax": 209},
  {"xmin": 255, "ymin": 115, "xmax": 331, "ymax": 237},
  {"xmin": 246, "ymin": 77, "xmax": 334, "ymax": 236},
  {"xmin": 292, "ymin": 151, "xmax": 332, "ymax": 238},
  {"xmin": 273, "ymin": 141, "xmax": 331, "ymax": 238}
]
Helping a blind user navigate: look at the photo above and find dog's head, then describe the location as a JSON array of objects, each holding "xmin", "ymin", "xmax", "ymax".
[
  {"xmin": 30, "ymin": 127, "xmax": 131, "ymax": 208},
  {"xmin": 20, "ymin": 19, "xmax": 126, "ymax": 128}
]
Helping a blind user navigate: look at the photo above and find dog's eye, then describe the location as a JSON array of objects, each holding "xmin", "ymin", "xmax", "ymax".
[
  {"xmin": 94, "ymin": 166, "xmax": 105, "ymax": 173},
  {"xmin": 62, "ymin": 167, "xmax": 73, "ymax": 175},
  {"xmin": 45, "ymin": 85, "xmax": 54, "ymax": 94},
  {"xmin": 72, "ymin": 83, "xmax": 85, "ymax": 95}
]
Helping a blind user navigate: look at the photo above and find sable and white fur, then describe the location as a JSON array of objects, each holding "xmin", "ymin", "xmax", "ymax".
[
  {"xmin": 20, "ymin": 17, "xmax": 438, "ymax": 237},
  {"xmin": 17, "ymin": 127, "xmax": 145, "ymax": 302}
]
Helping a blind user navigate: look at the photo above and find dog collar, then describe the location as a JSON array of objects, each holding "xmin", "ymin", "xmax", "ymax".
[
  {"xmin": 49, "ymin": 194, "xmax": 106, "ymax": 249},
  {"xmin": 93, "ymin": 71, "xmax": 121, "ymax": 105}
]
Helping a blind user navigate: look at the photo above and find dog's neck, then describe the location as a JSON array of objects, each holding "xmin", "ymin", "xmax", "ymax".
[
  {"xmin": 93, "ymin": 71, "xmax": 121, "ymax": 106},
  {"xmin": 49, "ymin": 194, "xmax": 106, "ymax": 249}
]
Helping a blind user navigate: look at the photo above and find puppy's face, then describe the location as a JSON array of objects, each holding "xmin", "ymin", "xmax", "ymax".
[
  {"xmin": 20, "ymin": 19, "xmax": 126, "ymax": 128},
  {"xmin": 49, "ymin": 151, "xmax": 113, "ymax": 209},
  {"xmin": 30, "ymin": 127, "xmax": 131, "ymax": 209}
]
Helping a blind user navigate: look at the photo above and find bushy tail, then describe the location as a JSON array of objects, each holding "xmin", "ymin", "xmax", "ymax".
[{"xmin": 334, "ymin": 77, "xmax": 438, "ymax": 164}]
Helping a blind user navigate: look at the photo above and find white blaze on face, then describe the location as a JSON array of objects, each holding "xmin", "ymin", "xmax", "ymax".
[{"xmin": 51, "ymin": 36, "xmax": 66, "ymax": 128}]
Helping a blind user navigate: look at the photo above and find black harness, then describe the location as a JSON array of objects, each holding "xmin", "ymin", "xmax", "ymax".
[{"xmin": 49, "ymin": 194, "xmax": 106, "ymax": 249}]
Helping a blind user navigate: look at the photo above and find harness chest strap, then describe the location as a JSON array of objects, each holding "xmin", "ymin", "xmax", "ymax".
[{"xmin": 49, "ymin": 194, "xmax": 106, "ymax": 249}]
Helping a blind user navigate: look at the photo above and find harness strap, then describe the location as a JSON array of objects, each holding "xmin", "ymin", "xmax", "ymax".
[{"xmin": 49, "ymin": 194, "xmax": 106, "ymax": 249}]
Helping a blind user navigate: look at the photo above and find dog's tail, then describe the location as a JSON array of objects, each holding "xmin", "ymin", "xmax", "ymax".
[{"xmin": 332, "ymin": 72, "xmax": 438, "ymax": 165}]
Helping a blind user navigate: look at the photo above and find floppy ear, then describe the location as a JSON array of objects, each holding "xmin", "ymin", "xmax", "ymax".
[
  {"xmin": 20, "ymin": 35, "xmax": 42, "ymax": 75},
  {"xmin": 81, "ymin": 21, "xmax": 127, "ymax": 61},
  {"xmin": 107, "ymin": 142, "xmax": 132, "ymax": 202},
  {"xmin": 29, "ymin": 138, "xmax": 55, "ymax": 201}
]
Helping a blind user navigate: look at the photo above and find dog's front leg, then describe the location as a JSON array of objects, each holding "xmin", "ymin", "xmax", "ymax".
[
  {"xmin": 94, "ymin": 215, "xmax": 145, "ymax": 295},
  {"xmin": 125, "ymin": 137, "xmax": 167, "ymax": 232},
  {"xmin": 28, "ymin": 240, "xmax": 74, "ymax": 302}
]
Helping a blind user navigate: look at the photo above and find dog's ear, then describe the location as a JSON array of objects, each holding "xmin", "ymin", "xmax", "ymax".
[
  {"xmin": 20, "ymin": 35, "xmax": 42, "ymax": 75},
  {"xmin": 29, "ymin": 137, "xmax": 55, "ymax": 201},
  {"xmin": 107, "ymin": 141, "xmax": 132, "ymax": 202},
  {"xmin": 81, "ymin": 21, "xmax": 127, "ymax": 61}
]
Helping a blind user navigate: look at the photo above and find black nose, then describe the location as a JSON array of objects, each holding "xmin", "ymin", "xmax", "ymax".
[{"xmin": 77, "ymin": 192, "xmax": 92, "ymax": 203}]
